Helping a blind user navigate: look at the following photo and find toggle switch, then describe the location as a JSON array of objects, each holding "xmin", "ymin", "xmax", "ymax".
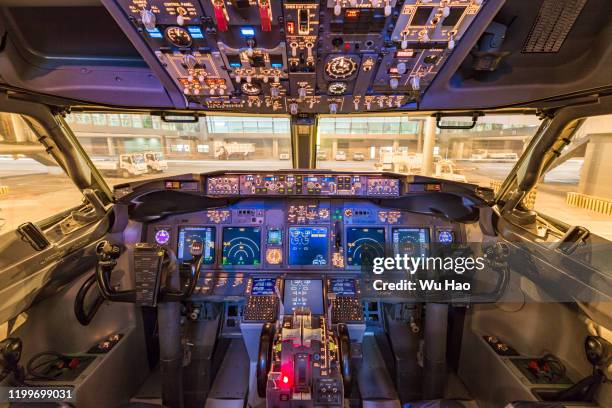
[{"xmin": 140, "ymin": 9, "xmax": 156, "ymax": 30}]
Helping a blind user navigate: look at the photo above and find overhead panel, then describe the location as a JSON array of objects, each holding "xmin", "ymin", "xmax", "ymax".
[{"xmin": 106, "ymin": 0, "xmax": 487, "ymax": 114}]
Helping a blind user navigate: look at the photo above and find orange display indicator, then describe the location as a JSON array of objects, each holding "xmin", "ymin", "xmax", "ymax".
[
  {"xmin": 165, "ymin": 181, "xmax": 181, "ymax": 189},
  {"xmin": 389, "ymin": 67, "xmax": 398, "ymax": 73},
  {"xmin": 425, "ymin": 183, "xmax": 441, "ymax": 191},
  {"xmin": 396, "ymin": 50, "xmax": 415, "ymax": 58},
  {"xmin": 345, "ymin": 9, "xmax": 359, "ymax": 18},
  {"xmin": 286, "ymin": 21, "xmax": 295, "ymax": 34},
  {"xmin": 205, "ymin": 78, "xmax": 225, "ymax": 86}
]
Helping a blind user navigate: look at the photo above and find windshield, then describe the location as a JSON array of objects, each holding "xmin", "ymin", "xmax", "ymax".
[
  {"xmin": 65, "ymin": 113, "xmax": 292, "ymax": 186},
  {"xmin": 317, "ymin": 114, "xmax": 541, "ymax": 186},
  {"xmin": 65, "ymin": 112, "xmax": 541, "ymax": 190}
]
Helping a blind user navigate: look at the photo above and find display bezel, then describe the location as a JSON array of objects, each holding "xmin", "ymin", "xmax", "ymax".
[
  {"xmin": 176, "ymin": 225, "xmax": 217, "ymax": 265},
  {"xmin": 286, "ymin": 225, "xmax": 331, "ymax": 270},
  {"xmin": 327, "ymin": 277, "xmax": 357, "ymax": 296},
  {"xmin": 283, "ymin": 278, "xmax": 325, "ymax": 315},
  {"xmin": 344, "ymin": 226, "xmax": 387, "ymax": 270},
  {"xmin": 250, "ymin": 277, "xmax": 278, "ymax": 296},
  {"xmin": 391, "ymin": 227, "xmax": 430, "ymax": 258},
  {"xmin": 221, "ymin": 226, "xmax": 263, "ymax": 268}
]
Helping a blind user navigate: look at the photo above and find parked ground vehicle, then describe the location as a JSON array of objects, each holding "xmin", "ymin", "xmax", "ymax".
[
  {"xmin": 470, "ymin": 149, "xmax": 488, "ymax": 160},
  {"xmin": 94, "ymin": 153, "xmax": 148, "ymax": 178},
  {"xmin": 316, "ymin": 150, "xmax": 328, "ymax": 160},
  {"xmin": 214, "ymin": 142, "xmax": 255, "ymax": 160},
  {"xmin": 434, "ymin": 159, "xmax": 467, "ymax": 182},
  {"xmin": 279, "ymin": 152, "xmax": 290, "ymax": 160},
  {"xmin": 488, "ymin": 152, "xmax": 519, "ymax": 160},
  {"xmin": 352, "ymin": 152, "xmax": 365, "ymax": 161},
  {"xmin": 144, "ymin": 151, "xmax": 168, "ymax": 173},
  {"xmin": 335, "ymin": 151, "xmax": 347, "ymax": 160}
]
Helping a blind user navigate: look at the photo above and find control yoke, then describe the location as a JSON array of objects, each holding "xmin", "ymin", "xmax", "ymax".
[{"xmin": 95, "ymin": 241, "xmax": 203, "ymax": 304}]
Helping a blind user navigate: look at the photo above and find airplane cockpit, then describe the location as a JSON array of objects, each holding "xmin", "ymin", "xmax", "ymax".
[{"xmin": 0, "ymin": 1, "xmax": 611, "ymax": 408}]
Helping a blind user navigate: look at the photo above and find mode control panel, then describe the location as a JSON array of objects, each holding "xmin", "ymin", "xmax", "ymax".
[{"xmin": 205, "ymin": 173, "xmax": 399, "ymax": 197}]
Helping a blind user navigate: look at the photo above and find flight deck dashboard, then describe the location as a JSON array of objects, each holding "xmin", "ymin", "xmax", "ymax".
[
  {"xmin": 142, "ymin": 174, "xmax": 463, "ymax": 309},
  {"xmin": 116, "ymin": 170, "xmax": 484, "ymax": 320}
]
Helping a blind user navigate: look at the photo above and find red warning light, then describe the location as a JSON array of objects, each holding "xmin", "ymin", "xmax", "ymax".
[{"xmin": 280, "ymin": 360, "xmax": 294, "ymax": 388}]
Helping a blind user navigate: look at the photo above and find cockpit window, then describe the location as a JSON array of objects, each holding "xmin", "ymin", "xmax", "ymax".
[
  {"xmin": 0, "ymin": 113, "xmax": 83, "ymax": 234},
  {"xmin": 65, "ymin": 113, "xmax": 292, "ymax": 186},
  {"xmin": 531, "ymin": 114, "xmax": 612, "ymax": 240},
  {"xmin": 316, "ymin": 114, "xmax": 541, "ymax": 187}
]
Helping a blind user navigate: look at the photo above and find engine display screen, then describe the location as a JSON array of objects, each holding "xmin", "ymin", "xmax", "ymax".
[
  {"xmin": 346, "ymin": 227, "xmax": 386, "ymax": 266},
  {"xmin": 284, "ymin": 279, "xmax": 324, "ymax": 315},
  {"xmin": 177, "ymin": 226, "xmax": 215, "ymax": 264},
  {"xmin": 288, "ymin": 227, "xmax": 328, "ymax": 266},
  {"xmin": 222, "ymin": 227, "xmax": 261, "ymax": 266},
  {"xmin": 251, "ymin": 277, "xmax": 276, "ymax": 296},
  {"xmin": 328, "ymin": 278, "xmax": 356, "ymax": 295},
  {"xmin": 392, "ymin": 228, "xmax": 429, "ymax": 257}
]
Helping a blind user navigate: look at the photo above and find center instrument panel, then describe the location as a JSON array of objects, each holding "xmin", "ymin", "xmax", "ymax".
[
  {"xmin": 107, "ymin": 0, "xmax": 487, "ymax": 113},
  {"xmin": 142, "ymin": 172, "xmax": 464, "ymax": 321}
]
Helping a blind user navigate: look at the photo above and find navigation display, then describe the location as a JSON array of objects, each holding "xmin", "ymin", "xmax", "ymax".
[
  {"xmin": 283, "ymin": 279, "xmax": 324, "ymax": 315},
  {"xmin": 251, "ymin": 278, "xmax": 276, "ymax": 296},
  {"xmin": 346, "ymin": 227, "xmax": 386, "ymax": 266},
  {"xmin": 392, "ymin": 228, "xmax": 429, "ymax": 257},
  {"xmin": 222, "ymin": 227, "xmax": 262, "ymax": 265},
  {"xmin": 288, "ymin": 227, "xmax": 328, "ymax": 266},
  {"xmin": 177, "ymin": 226, "xmax": 215, "ymax": 264},
  {"xmin": 328, "ymin": 278, "xmax": 356, "ymax": 295}
]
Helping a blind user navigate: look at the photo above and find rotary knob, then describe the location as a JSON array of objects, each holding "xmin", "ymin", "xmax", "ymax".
[
  {"xmin": 389, "ymin": 78, "xmax": 399, "ymax": 89},
  {"xmin": 397, "ymin": 62, "xmax": 407, "ymax": 75}
]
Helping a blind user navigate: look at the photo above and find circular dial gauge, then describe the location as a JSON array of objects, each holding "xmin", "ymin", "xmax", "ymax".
[
  {"xmin": 241, "ymin": 82, "xmax": 262, "ymax": 96},
  {"xmin": 165, "ymin": 26, "xmax": 192, "ymax": 47},
  {"xmin": 328, "ymin": 82, "xmax": 347, "ymax": 95},
  {"xmin": 325, "ymin": 56, "xmax": 358, "ymax": 79},
  {"xmin": 155, "ymin": 229, "xmax": 170, "ymax": 245},
  {"xmin": 438, "ymin": 230, "xmax": 454, "ymax": 244},
  {"xmin": 266, "ymin": 248, "xmax": 282, "ymax": 265}
]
